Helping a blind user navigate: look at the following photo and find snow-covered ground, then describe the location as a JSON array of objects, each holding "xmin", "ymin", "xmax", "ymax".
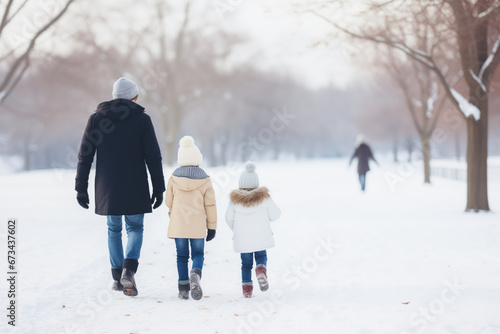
[{"xmin": 0, "ymin": 159, "xmax": 499, "ymax": 334}]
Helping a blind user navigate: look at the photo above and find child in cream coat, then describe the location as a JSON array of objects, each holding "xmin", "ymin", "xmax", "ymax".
[
  {"xmin": 165, "ymin": 136, "xmax": 217, "ymax": 300},
  {"xmin": 225, "ymin": 162, "xmax": 281, "ymax": 298}
]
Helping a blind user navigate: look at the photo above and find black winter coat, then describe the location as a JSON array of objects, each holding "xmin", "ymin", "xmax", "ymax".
[
  {"xmin": 349, "ymin": 143, "xmax": 377, "ymax": 175},
  {"xmin": 75, "ymin": 99, "xmax": 165, "ymax": 215}
]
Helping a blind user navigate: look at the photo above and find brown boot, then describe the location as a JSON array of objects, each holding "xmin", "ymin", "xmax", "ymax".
[{"xmin": 242, "ymin": 283, "xmax": 253, "ymax": 298}]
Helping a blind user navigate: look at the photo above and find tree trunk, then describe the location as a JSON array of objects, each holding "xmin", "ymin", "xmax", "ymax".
[
  {"xmin": 421, "ymin": 135, "xmax": 431, "ymax": 184},
  {"xmin": 165, "ymin": 133, "xmax": 178, "ymax": 166},
  {"xmin": 407, "ymin": 137, "xmax": 414, "ymax": 163},
  {"xmin": 159, "ymin": 111, "xmax": 172, "ymax": 166},
  {"xmin": 454, "ymin": 130, "xmax": 461, "ymax": 161},
  {"xmin": 393, "ymin": 138, "xmax": 399, "ymax": 163},
  {"xmin": 23, "ymin": 137, "xmax": 31, "ymax": 171},
  {"xmin": 463, "ymin": 2, "xmax": 490, "ymax": 211},
  {"xmin": 207, "ymin": 135, "xmax": 217, "ymax": 167},
  {"xmin": 160, "ymin": 102, "xmax": 180, "ymax": 166},
  {"xmin": 465, "ymin": 94, "xmax": 489, "ymax": 211}
]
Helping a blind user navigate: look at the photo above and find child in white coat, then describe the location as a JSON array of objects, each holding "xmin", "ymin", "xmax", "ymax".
[{"xmin": 225, "ymin": 162, "xmax": 281, "ymax": 298}]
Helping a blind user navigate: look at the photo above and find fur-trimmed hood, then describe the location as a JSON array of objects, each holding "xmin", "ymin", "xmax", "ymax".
[{"xmin": 230, "ymin": 187, "xmax": 270, "ymax": 207}]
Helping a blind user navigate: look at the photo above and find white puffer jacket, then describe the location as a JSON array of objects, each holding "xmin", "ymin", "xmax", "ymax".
[{"xmin": 225, "ymin": 187, "xmax": 281, "ymax": 253}]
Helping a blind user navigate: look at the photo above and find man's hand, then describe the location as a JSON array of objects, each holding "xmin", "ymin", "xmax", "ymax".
[
  {"xmin": 77, "ymin": 192, "xmax": 89, "ymax": 209},
  {"xmin": 151, "ymin": 192, "xmax": 163, "ymax": 209}
]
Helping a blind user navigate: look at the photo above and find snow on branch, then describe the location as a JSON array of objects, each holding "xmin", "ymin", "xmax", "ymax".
[
  {"xmin": 477, "ymin": 2, "xmax": 500, "ymax": 20},
  {"xmin": 372, "ymin": 36, "xmax": 435, "ymax": 68},
  {"xmin": 0, "ymin": 90, "xmax": 5, "ymax": 103},
  {"xmin": 412, "ymin": 99, "xmax": 423, "ymax": 108},
  {"xmin": 478, "ymin": 34, "xmax": 500, "ymax": 81},
  {"xmin": 450, "ymin": 88, "xmax": 480, "ymax": 120},
  {"xmin": 426, "ymin": 82, "xmax": 438, "ymax": 118},
  {"xmin": 469, "ymin": 69, "xmax": 487, "ymax": 92}
]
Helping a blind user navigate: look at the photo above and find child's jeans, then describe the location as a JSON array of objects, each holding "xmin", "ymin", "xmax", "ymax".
[
  {"xmin": 241, "ymin": 250, "xmax": 267, "ymax": 284},
  {"xmin": 175, "ymin": 238, "xmax": 205, "ymax": 283}
]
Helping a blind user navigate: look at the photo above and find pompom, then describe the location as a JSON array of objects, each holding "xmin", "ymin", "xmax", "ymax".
[
  {"xmin": 179, "ymin": 136, "xmax": 195, "ymax": 147},
  {"xmin": 245, "ymin": 161, "xmax": 256, "ymax": 172}
]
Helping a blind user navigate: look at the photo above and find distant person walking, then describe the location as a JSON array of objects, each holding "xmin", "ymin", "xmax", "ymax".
[
  {"xmin": 349, "ymin": 135, "xmax": 378, "ymax": 192},
  {"xmin": 75, "ymin": 77, "xmax": 165, "ymax": 297}
]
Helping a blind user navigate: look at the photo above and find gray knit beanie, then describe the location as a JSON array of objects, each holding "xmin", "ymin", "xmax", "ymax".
[
  {"xmin": 239, "ymin": 161, "xmax": 259, "ymax": 189},
  {"xmin": 112, "ymin": 77, "xmax": 139, "ymax": 100}
]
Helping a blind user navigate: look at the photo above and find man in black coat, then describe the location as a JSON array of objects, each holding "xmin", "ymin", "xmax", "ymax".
[
  {"xmin": 349, "ymin": 135, "xmax": 378, "ymax": 192},
  {"xmin": 75, "ymin": 77, "xmax": 165, "ymax": 296}
]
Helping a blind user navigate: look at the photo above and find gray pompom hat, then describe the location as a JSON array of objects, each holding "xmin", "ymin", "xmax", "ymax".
[
  {"xmin": 239, "ymin": 161, "xmax": 259, "ymax": 189},
  {"xmin": 112, "ymin": 77, "xmax": 139, "ymax": 100}
]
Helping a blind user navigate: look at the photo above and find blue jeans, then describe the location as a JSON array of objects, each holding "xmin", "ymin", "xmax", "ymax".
[
  {"xmin": 359, "ymin": 173, "xmax": 366, "ymax": 191},
  {"xmin": 107, "ymin": 214, "xmax": 144, "ymax": 269},
  {"xmin": 241, "ymin": 250, "xmax": 267, "ymax": 284},
  {"xmin": 175, "ymin": 238, "xmax": 205, "ymax": 283}
]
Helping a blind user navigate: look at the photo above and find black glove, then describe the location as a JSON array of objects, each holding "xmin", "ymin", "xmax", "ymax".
[
  {"xmin": 151, "ymin": 192, "xmax": 163, "ymax": 209},
  {"xmin": 77, "ymin": 192, "xmax": 89, "ymax": 209},
  {"xmin": 206, "ymin": 229, "xmax": 216, "ymax": 242}
]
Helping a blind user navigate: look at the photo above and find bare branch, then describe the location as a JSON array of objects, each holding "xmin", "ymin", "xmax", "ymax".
[
  {"xmin": 385, "ymin": 57, "xmax": 425, "ymax": 135},
  {"xmin": 308, "ymin": 10, "xmax": 436, "ymax": 68},
  {"xmin": 0, "ymin": 46, "xmax": 15, "ymax": 62},
  {"xmin": 175, "ymin": 1, "xmax": 191, "ymax": 68},
  {"xmin": 0, "ymin": 57, "xmax": 29, "ymax": 104},
  {"xmin": 0, "ymin": 0, "xmax": 74, "ymax": 102},
  {"xmin": 427, "ymin": 94, "xmax": 447, "ymax": 137},
  {"xmin": 308, "ymin": 7, "xmax": 475, "ymax": 121},
  {"xmin": 0, "ymin": 0, "xmax": 14, "ymax": 39},
  {"xmin": 5, "ymin": 0, "xmax": 29, "ymax": 26}
]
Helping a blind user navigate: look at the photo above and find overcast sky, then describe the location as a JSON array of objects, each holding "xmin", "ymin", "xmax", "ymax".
[
  {"xmin": 214, "ymin": 0, "xmax": 373, "ymax": 89},
  {"xmin": 2, "ymin": 0, "xmax": 374, "ymax": 90}
]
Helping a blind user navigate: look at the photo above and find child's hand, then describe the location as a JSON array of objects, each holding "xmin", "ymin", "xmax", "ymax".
[{"xmin": 206, "ymin": 229, "xmax": 216, "ymax": 242}]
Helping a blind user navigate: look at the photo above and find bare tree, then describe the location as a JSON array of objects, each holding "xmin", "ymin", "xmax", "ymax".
[
  {"xmin": 151, "ymin": 0, "xmax": 190, "ymax": 165},
  {"xmin": 136, "ymin": 0, "xmax": 244, "ymax": 165},
  {"xmin": 386, "ymin": 55, "xmax": 447, "ymax": 183},
  {"xmin": 0, "ymin": 0, "xmax": 74, "ymax": 105},
  {"xmin": 309, "ymin": 0, "xmax": 500, "ymax": 211}
]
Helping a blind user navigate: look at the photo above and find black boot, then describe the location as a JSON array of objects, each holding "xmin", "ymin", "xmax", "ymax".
[
  {"xmin": 178, "ymin": 282, "xmax": 190, "ymax": 300},
  {"xmin": 120, "ymin": 259, "xmax": 139, "ymax": 297},
  {"xmin": 111, "ymin": 268, "xmax": 123, "ymax": 291},
  {"xmin": 190, "ymin": 268, "xmax": 203, "ymax": 301}
]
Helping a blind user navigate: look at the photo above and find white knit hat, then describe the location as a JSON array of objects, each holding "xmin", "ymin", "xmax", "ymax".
[
  {"xmin": 239, "ymin": 161, "xmax": 259, "ymax": 189},
  {"xmin": 112, "ymin": 77, "xmax": 139, "ymax": 100},
  {"xmin": 177, "ymin": 136, "xmax": 203, "ymax": 166}
]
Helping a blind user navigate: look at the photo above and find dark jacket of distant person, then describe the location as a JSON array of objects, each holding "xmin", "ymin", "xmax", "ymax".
[
  {"xmin": 349, "ymin": 143, "xmax": 377, "ymax": 175},
  {"xmin": 75, "ymin": 99, "xmax": 165, "ymax": 215}
]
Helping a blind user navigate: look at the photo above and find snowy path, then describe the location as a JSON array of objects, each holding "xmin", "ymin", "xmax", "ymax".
[{"xmin": 1, "ymin": 159, "xmax": 499, "ymax": 334}]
